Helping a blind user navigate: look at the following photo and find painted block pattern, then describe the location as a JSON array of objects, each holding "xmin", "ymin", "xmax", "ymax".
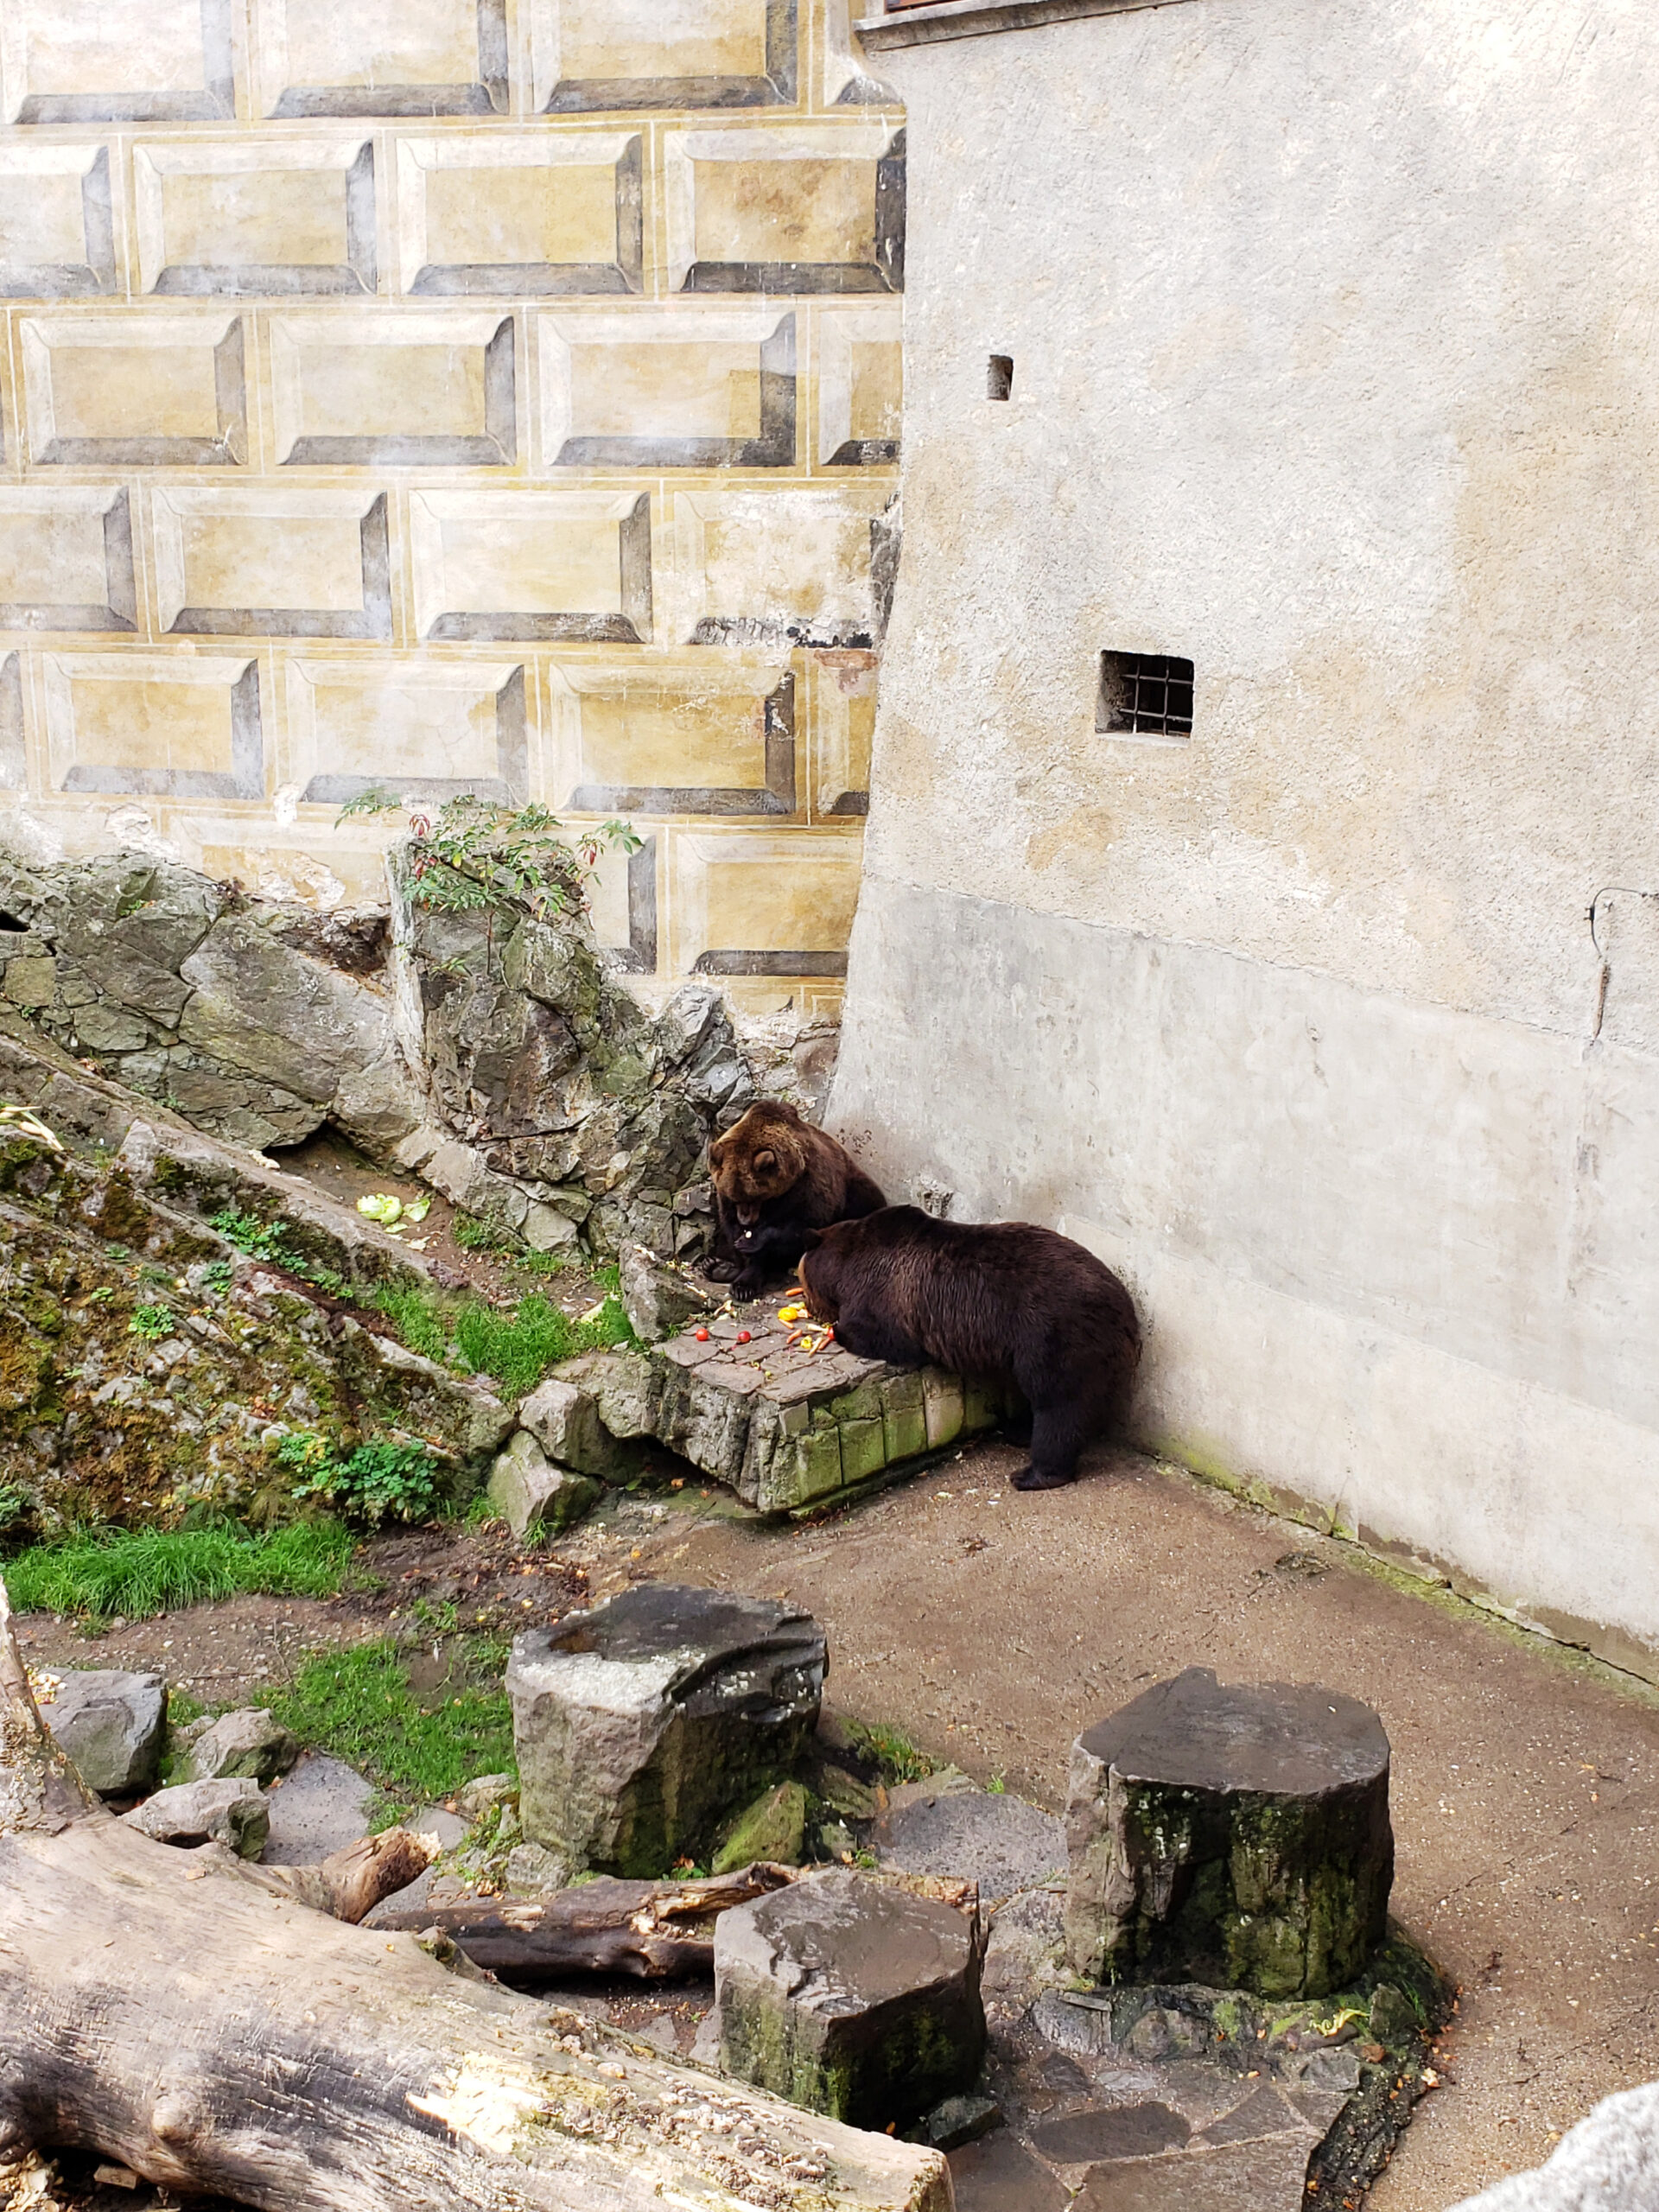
[{"xmin": 0, "ymin": 0, "xmax": 901, "ymax": 1017}]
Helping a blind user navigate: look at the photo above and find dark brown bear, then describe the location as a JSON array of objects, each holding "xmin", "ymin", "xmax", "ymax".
[
  {"xmin": 707, "ymin": 1100, "xmax": 887, "ymax": 1294},
  {"xmin": 798, "ymin": 1206, "xmax": 1140, "ymax": 1492}
]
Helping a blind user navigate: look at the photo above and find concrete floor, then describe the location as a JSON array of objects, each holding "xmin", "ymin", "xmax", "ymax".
[{"xmin": 637, "ymin": 1440, "xmax": 1659, "ymax": 2211}]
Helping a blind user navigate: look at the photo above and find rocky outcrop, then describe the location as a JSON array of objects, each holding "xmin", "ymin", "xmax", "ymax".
[
  {"xmin": 507, "ymin": 1585, "xmax": 827, "ymax": 1878},
  {"xmin": 0, "ymin": 843, "xmax": 760, "ymax": 1264},
  {"xmin": 485, "ymin": 1431, "xmax": 600, "ymax": 1541},
  {"xmin": 0, "ymin": 1032, "xmax": 509, "ymax": 1534},
  {"xmin": 0, "ymin": 854, "xmax": 421, "ymax": 1156},
  {"xmin": 388, "ymin": 849, "xmax": 753, "ymax": 1258}
]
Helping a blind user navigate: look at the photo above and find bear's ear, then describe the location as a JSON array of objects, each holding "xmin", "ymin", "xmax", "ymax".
[
  {"xmin": 800, "ymin": 1228, "xmax": 823, "ymax": 1251},
  {"xmin": 753, "ymin": 1147, "xmax": 775, "ymax": 1171}
]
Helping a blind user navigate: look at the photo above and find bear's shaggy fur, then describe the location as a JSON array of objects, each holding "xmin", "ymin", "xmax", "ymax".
[
  {"xmin": 798, "ymin": 1206, "xmax": 1141, "ymax": 1491},
  {"xmin": 707, "ymin": 1099, "xmax": 887, "ymax": 1294}
]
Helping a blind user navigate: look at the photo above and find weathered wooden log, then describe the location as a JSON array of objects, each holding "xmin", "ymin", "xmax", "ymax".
[
  {"xmin": 0, "ymin": 1579, "xmax": 949, "ymax": 2212},
  {"xmin": 244, "ymin": 1827, "xmax": 435, "ymax": 1925},
  {"xmin": 375, "ymin": 1863, "xmax": 800, "ymax": 1980}
]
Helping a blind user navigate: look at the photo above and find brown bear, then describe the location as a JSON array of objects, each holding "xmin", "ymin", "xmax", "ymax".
[
  {"xmin": 707, "ymin": 1100, "xmax": 887, "ymax": 1295},
  {"xmin": 798, "ymin": 1206, "xmax": 1141, "ymax": 1492}
]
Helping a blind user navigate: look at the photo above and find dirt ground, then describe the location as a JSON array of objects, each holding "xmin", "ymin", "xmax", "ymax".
[{"xmin": 18, "ymin": 1440, "xmax": 1659, "ymax": 2209}]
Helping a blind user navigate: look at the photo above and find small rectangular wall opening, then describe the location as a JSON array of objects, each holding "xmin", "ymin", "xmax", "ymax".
[
  {"xmin": 987, "ymin": 353, "xmax": 1014, "ymax": 400},
  {"xmin": 1096, "ymin": 650, "xmax": 1193, "ymax": 740}
]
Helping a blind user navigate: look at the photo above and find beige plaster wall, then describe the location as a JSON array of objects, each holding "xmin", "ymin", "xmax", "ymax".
[
  {"xmin": 835, "ymin": 0, "xmax": 1659, "ymax": 1667},
  {"xmin": 0, "ymin": 0, "xmax": 903, "ymax": 1018}
]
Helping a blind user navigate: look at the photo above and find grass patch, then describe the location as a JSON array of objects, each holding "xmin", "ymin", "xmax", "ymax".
[
  {"xmin": 271, "ymin": 1637, "xmax": 515, "ymax": 1807},
  {"xmin": 371, "ymin": 1281, "xmax": 449, "ymax": 1363},
  {"xmin": 371, "ymin": 1281, "xmax": 639, "ymax": 1398},
  {"xmin": 3, "ymin": 1520, "xmax": 355, "ymax": 1623},
  {"xmin": 846, "ymin": 1719, "xmax": 937, "ymax": 1786}
]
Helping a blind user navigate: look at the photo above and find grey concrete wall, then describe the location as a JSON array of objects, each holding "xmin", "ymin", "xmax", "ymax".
[{"xmin": 832, "ymin": 0, "xmax": 1659, "ymax": 1666}]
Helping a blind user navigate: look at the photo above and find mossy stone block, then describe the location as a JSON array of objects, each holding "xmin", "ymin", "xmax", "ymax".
[
  {"xmin": 880, "ymin": 1371, "xmax": 927, "ymax": 1462},
  {"xmin": 922, "ymin": 1370, "xmax": 963, "ymax": 1449},
  {"xmin": 838, "ymin": 1414, "xmax": 888, "ymax": 1488},
  {"xmin": 712, "ymin": 1779, "xmax": 809, "ymax": 1873},
  {"xmin": 716, "ymin": 1872, "xmax": 986, "ymax": 2131}
]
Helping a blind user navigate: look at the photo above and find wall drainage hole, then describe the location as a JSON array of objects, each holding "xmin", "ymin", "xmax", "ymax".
[{"xmin": 987, "ymin": 353, "xmax": 1014, "ymax": 401}]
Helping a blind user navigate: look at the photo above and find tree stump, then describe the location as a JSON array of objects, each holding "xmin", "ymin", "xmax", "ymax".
[
  {"xmin": 507, "ymin": 1583, "xmax": 827, "ymax": 1878},
  {"xmin": 1063, "ymin": 1668, "xmax": 1393, "ymax": 1999},
  {"xmin": 715, "ymin": 1872, "xmax": 988, "ymax": 2131}
]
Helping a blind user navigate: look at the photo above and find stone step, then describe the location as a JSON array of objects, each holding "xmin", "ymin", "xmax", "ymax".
[{"xmin": 562, "ymin": 1288, "xmax": 1013, "ymax": 1515}]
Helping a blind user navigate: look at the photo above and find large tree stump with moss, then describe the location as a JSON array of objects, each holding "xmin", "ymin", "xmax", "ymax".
[
  {"xmin": 0, "ymin": 1574, "xmax": 950, "ymax": 2212},
  {"xmin": 715, "ymin": 1872, "xmax": 987, "ymax": 2133},
  {"xmin": 507, "ymin": 1583, "xmax": 827, "ymax": 1878},
  {"xmin": 1063, "ymin": 1668, "xmax": 1393, "ymax": 1999}
]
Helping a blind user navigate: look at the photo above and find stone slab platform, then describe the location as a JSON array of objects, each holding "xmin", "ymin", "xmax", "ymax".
[{"xmin": 561, "ymin": 1289, "xmax": 1011, "ymax": 1516}]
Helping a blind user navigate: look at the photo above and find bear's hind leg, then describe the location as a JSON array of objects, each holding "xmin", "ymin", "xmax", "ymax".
[{"xmin": 1009, "ymin": 1397, "xmax": 1096, "ymax": 1492}]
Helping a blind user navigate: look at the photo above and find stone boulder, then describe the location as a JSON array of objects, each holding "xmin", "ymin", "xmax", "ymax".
[
  {"xmin": 507, "ymin": 1584, "xmax": 826, "ymax": 1878},
  {"xmin": 486, "ymin": 1430, "xmax": 601, "ymax": 1541},
  {"xmin": 618, "ymin": 1243, "xmax": 716, "ymax": 1344},
  {"xmin": 1448, "ymin": 2082, "xmax": 1659, "ymax": 2210},
  {"xmin": 178, "ymin": 1708, "xmax": 299, "ymax": 1786},
  {"xmin": 715, "ymin": 1872, "xmax": 987, "ymax": 2130},
  {"xmin": 711, "ymin": 1779, "xmax": 809, "ymax": 1874},
  {"xmin": 124, "ymin": 1777, "xmax": 269, "ymax": 1858},
  {"xmin": 1063, "ymin": 1668, "xmax": 1393, "ymax": 1999},
  {"xmin": 516, "ymin": 1375, "xmax": 622, "ymax": 1477},
  {"xmin": 42, "ymin": 1669, "xmax": 167, "ymax": 1794}
]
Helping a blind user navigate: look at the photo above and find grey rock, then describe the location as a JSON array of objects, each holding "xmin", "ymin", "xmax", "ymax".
[
  {"xmin": 178, "ymin": 912, "xmax": 391, "ymax": 1108},
  {"xmin": 43, "ymin": 1669, "xmax": 167, "ymax": 1794},
  {"xmin": 1063, "ymin": 1668, "xmax": 1393, "ymax": 1999},
  {"xmin": 918, "ymin": 2092, "xmax": 1002, "ymax": 2151},
  {"xmin": 508, "ymin": 1583, "xmax": 826, "ymax": 1877},
  {"xmin": 457, "ymin": 1773, "xmax": 518, "ymax": 1823},
  {"xmin": 124, "ymin": 1777, "xmax": 269, "ymax": 1858},
  {"xmin": 72, "ymin": 1001, "xmax": 149, "ymax": 1054},
  {"xmin": 517, "ymin": 1376, "xmax": 622, "ymax": 1477},
  {"xmin": 179, "ymin": 1707, "xmax": 299, "ymax": 1786},
  {"xmin": 715, "ymin": 1871, "xmax": 986, "ymax": 2130},
  {"xmin": 504, "ymin": 1841, "xmax": 576, "ymax": 1897},
  {"xmin": 487, "ymin": 1430, "xmax": 601, "ymax": 1540},
  {"xmin": 261, "ymin": 1751, "xmax": 374, "ymax": 1865},
  {"xmin": 556, "ymin": 1350, "xmax": 664, "ymax": 1440},
  {"xmin": 1449, "ymin": 2083, "xmax": 1659, "ymax": 2210},
  {"xmin": 618, "ymin": 1242, "xmax": 715, "ymax": 1343},
  {"xmin": 880, "ymin": 1783, "xmax": 1066, "ymax": 1904}
]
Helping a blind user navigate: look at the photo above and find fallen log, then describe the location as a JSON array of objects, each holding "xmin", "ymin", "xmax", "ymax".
[
  {"xmin": 243, "ymin": 1827, "xmax": 435, "ymax": 1925},
  {"xmin": 374, "ymin": 1863, "xmax": 800, "ymax": 1980},
  {"xmin": 0, "ymin": 1579, "xmax": 949, "ymax": 2212}
]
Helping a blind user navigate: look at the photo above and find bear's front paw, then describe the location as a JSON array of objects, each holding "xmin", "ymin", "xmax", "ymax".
[
  {"xmin": 702, "ymin": 1257, "xmax": 741, "ymax": 1282},
  {"xmin": 1010, "ymin": 1463, "xmax": 1077, "ymax": 1492}
]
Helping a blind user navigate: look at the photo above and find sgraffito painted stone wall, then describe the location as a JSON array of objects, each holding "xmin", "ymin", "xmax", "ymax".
[{"xmin": 0, "ymin": 1, "xmax": 901, "ymax": 1020}]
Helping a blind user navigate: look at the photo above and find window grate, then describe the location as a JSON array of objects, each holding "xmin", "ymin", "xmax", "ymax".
[{"xmin": 1096, "ymin": 651, "xmax": 1194, "ymax": 739}]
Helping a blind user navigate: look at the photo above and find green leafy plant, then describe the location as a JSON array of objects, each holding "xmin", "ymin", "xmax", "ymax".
[
  {"xmin": 0, "ymin": 1484, "xmax": 32, "ymax": 1544},
  {"xmin": 987, "ymin": 1772, "xmax": 1007, "ymax": 1795},
  {"xmin": 200, "ymin": 1259, "xmax": 236, "ymax": 1296},
  {"xmin": 3, "ymin": 1521, "xmax": 354, "ymax": 1622},
  {"xmin": 128, "ymin": 1305, "xmax": 173, "ymax": 1341},
  {"xmin": 271, "ymin": 1637, "xmax": 516, "ymax": 1805},
  {"xmin": 209, "ymin": 1206, "xmax": 294, "ymax": 1266},
  {"xmin": 276, "ymin": 1433, "xmax": 446, "ymax": 1527},
  {"xmin": 334, "ymin": 791, "xmax": 640, "ymax": 922}
]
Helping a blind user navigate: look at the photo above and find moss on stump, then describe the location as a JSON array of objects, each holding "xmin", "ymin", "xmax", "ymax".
[{"xmin": 1064, "ymin": 1667, "xmax": 1393, "ymax": 2000}]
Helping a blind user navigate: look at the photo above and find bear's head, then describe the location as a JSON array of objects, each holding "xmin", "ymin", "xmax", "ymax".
[
  {"xmin": 709, "ymin": 1100, "xmax": 808, "ymax": 1225},
  {"xmin": 796, "ymin": 1217, "xmax": 855, "ymax": 1321}
]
